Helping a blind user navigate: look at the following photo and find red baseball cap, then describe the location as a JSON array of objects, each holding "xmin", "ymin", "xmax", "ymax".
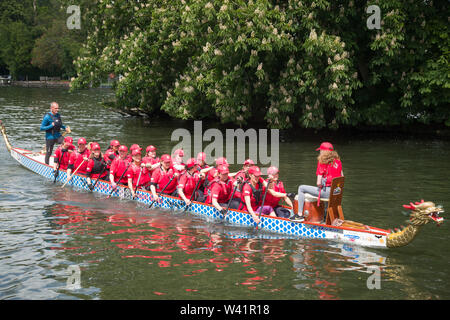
[
  {"xmin": 77, "ymin": 137, "xmax": 87, "ymax": 145},
  {"xmin": 197, "ymin": 152, "xmax": 206, "ymax": 162},
  {"xmin": 217, "ymin": 164, "xmax": 229, "ymax": 174},
  {"xmin": 185, "ymin": 158, "xmax": 197, "ymax": 169},
  {"xmin": 248, "ymin": 166, "xmax": 262, "ymax": 176},
  {"xmin": 267, "ymin": 166, "xmax": 279, "ymax": 176},
  {"xmin": 146, "ymin": 145, "xmax": 156, "ymax": 153},
  {"xmin": 110, "ymin": 140, "xmax": 120, "ymax": 147},
  {"xmin": 91, "ymin": 142, "xmax": 101, "ymax": 151},
  {"xmin": 316, "ymin": 142, "xmax": 334, "ymax": 151},
  {"xmin": 161, "ymin": 154, "xmax": 171, "ymax": 163},
  {"xmin": 244, "ymin": 159, "xmax": 254, "ymax": 166},
  {"xmin": 173, "ymin": 149, "xmax": 184, "ymax": 157},
  {"xmin": 132, "ymin": 149, "xmax": 141, "ymax": 157},
  {"xmin": 64, "ymin": 136, "xmax": 73, "ymax": 145},
  {"xmin": 215, "ymin": 157, "xmax": 228, "ymax": 166},
  {"xmin": 119, "ymin": 145, "xmax": 128, "ymax": 153},
  {"xmin": 130, "ymin": 144, "xmax": 142, "ymax": 151}
]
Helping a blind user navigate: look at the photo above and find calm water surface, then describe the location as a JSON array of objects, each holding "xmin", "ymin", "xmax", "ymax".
[{"xmin": 0, "ymin": 87, "xmax": 449, "ymax": 300}]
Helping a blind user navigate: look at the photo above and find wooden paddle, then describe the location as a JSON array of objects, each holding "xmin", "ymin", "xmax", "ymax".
[{"xmin": 62, "ymin": 159, "xmax": 87, "ymax": 188}]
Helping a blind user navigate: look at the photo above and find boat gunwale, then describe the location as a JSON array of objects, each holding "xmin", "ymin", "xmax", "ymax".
[{"xmin": 10, "ymin": 146, "xmax": 390, "ymax": 237}]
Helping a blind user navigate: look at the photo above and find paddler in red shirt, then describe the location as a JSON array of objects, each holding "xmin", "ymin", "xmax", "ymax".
[
  {"xmin": 202, "ymin": 157, "xmax": 228, "ymax": 190},
  {"xmin": 205, "ymin": 164, "xmax": 236, "ymax": 215},
  {"xmin": 127, "ymin": 149, "xmax": 150, "ymax": 198},
  {"xmin": 127, "ymin": 144, "xmax": 142, "ymax": 162},
  {"xmin": 86, "ymin": 142, "xmax": 108, "ymax": 190},
  {"xmin": 109, "ymin": 145, "xmax": 130, "ymax": 190},
  {"xmin": 239, "ymin": 166, "xmax": 274, "ymax": 223},
  {"xmin": 177, "ymin": 158, "xmax": 204, "ymax": 206},
  {"xmin": 196, "ymin": 152, "xmax": 209, "ymax": 169},
  {"xmin": 142, "ymin": 145, "xmax": 160, "ymax": 172},
  {"xmin": 149, "ymin": 154, "xmax": 179, "ymax": 202},
  {"xmin": 296, "ymin": 142, "xmax": 344, "ymax": 219},
  {"xmin": 67, "ymin": 137, "xmax": 90, "ymax": 179},
  {"xmin": 53, "ymin": 136, "xmax": 74, "ymax": 171},
  {"xmin": 228, "ymin": 158, "xmax": 254, "ymax": 205},
  {"xmin": 104, "ymin": 140, "xmax": 120, "ymax": 169},
  {"xmin": 264, "ymin": 166, "xmax": 294, "ymax": 218},
  {"xmin": 230, "ymin": 158, "xmax": 254, "ymax": 181}
]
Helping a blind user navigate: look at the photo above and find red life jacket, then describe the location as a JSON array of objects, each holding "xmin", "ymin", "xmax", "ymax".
[
  {"xmin": 264, "ymin": 179, "xmax": 286, "ymax": 208},
  {"xmin": 86, "ymin": 156, "xmax": 108, "ymax": 179},
  {"xmin": 54, "ymin": 146, "xmax": 72, "ymax": 170},
  {"xmin": 177, "ymin": 172, "xmax": 201, "ymax": 199},
  {"xmin": 104, "ymin": 149, "xmax": 118, "ymax": 169},
  {"xmin": 206, "ymin": 177, "xmax": 234, "ymax": 204},
  {"xmin": 110, "ymin": 157, "xmax": 130, "ymax": 184},
  {"xmin": 127, "ymin": 162, "xmax": 150, "ymax": 187},
  {"xmin": 239, "ymin": 180, "xmax": 265, "ymax": 211},
  {"xmin": 150, "ymin": 167, "xmax": 177, "ymax": 194},
  {"xmin": 68, "ymin": 148, "xmax": 90, "ymax": 174}
]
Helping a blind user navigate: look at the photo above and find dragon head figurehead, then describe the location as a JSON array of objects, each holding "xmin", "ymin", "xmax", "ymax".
[
  {"xmin": 402, "ymin": 200, "xmax": 444, "ymax": 226},
  {"xmin": 387, "ymin": 200, "xmax": 444, "ymax": 248}
]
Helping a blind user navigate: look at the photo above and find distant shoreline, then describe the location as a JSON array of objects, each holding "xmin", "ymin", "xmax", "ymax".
[
  {"xmin": 4, "ymin": 81, "xmax": 113, "ymax": 88},
  {"xmin": 8, "ymin": 80, "xmax": 70, "ymax": 88}
]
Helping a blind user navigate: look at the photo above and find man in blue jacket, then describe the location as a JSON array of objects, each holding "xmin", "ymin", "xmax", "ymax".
[{"xmin": 40, "ymin": 102, "xmax": 67, "ymax": 164}]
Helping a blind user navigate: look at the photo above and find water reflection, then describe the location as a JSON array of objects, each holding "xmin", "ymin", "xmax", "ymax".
[{"xmin": 41, "ymin": 188, "xmax": 397, "ymax": 299}]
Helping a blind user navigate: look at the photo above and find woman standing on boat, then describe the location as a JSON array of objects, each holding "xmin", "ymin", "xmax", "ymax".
[
  {"xmin": 297, "ymin": 142, "xmax": 343, "ymax": 218},
  {"xmin": 86, "ymin": 143, "xmax": 108, "ymax": 189},
  {"xmin": 40, "ymin": 102, "xmax": 68, "ymax": 165},
  {"xmin": 109, "ymin": 145, "xmax": 130, "ymax": 189}
]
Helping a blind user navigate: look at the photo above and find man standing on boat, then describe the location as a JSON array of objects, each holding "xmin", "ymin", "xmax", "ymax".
[{"xmin": 40, "ymin": 102, "xmax": 68, "ymax": 165}]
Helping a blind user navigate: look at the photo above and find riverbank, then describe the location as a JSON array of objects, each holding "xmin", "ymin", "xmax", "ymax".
[
  {"xmin": 10, "ymin": 80, "xmax": 70, "ymax": 88},
  {"xmin": 101, "ymin": 101, "xmax": 450, "ymax": 141},
  {"xmin": 4, "ymin": 81, "xmax": 113, "ymax": 88}
]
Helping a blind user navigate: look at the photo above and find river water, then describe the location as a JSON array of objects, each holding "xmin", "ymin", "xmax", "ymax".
[{"xmin": 0, "ymin": 87, "xmax": 449, "ymax": 300}]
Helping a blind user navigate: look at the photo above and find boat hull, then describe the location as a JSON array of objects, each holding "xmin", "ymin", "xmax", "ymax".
[{"xmin": 8, "ymin": 147, "xmax": 389, "ymax": 248}]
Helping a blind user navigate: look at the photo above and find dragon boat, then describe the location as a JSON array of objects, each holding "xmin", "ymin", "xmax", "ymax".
[{"xmin": 0, "ymin": 120, "xmax": 444, "ymax": 249}]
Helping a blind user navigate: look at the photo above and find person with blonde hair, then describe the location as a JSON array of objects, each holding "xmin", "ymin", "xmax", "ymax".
[{"xmin": 296, "ymin": 142, "xmax": 343, "ymax": 220}]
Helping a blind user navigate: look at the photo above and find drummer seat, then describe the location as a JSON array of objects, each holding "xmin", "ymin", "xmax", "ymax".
[{"xmin": 296, "ymin": 176, "xmax": 345, "ymax": 224}]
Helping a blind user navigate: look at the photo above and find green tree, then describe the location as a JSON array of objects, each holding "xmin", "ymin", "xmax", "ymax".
[
  {"xmin": 70, "ymin": 0, "xmax": 449, "ymax": 129},
  {"xmin": 31, "ymin": 20, "xmax": 82, "ymax": 77}
]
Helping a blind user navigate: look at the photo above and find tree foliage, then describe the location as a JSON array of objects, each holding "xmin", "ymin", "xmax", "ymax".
[
  {"xmin": 68, "ymin": 0, "xmax": 448, "ymax": 129},
  {"xmin": 0, "ymin": 0, "xmax": 83, "ymax": 78}
]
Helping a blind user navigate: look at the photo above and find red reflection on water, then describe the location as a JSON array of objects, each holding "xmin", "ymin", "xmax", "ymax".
[{"xmin": 47, "ymin": 192, "xmax": 356, "ymax": 299}]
